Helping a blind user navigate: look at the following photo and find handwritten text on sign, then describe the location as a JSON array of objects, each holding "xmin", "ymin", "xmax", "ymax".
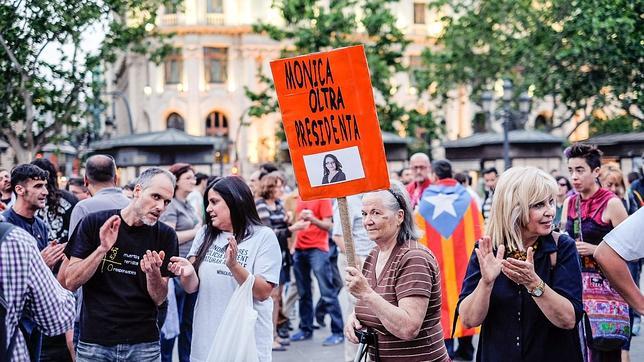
[
  {"xmin": 284, "ymin": 58, "xmax": 361, "ymax": 147},
  {"xmin": 271, "ymin": 45, "xmax": 389, "ymax": 200}
]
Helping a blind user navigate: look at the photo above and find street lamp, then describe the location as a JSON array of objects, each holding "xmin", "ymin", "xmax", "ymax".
[
  {"xmin": 480, "ymin": 79, "xmax": 532, "ymax": 170},
  {"xmin": 213, "ymin": 134, "xmax": 228, "ymax": 177}
]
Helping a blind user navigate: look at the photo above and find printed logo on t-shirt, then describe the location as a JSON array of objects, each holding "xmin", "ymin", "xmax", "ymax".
[
  {"xmin": 100, "ymin": 246, "xmax": 140, "ymax": 276},
  {"xmin": 204, "ymin": 243, "xmax": 250, "ymax": 276}
]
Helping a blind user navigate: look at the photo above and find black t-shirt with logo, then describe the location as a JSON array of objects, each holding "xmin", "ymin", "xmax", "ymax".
[{"xmin": 68, "ymin": 209, "xmax": 178, "ymax": 345}]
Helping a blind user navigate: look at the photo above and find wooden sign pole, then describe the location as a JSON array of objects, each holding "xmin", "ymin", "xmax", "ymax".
[{"xmin": 337, "ymin": 196, "xmax": 356, "ymax": 268}]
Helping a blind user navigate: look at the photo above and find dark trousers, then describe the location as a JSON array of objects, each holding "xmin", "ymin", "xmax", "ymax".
[
  {"xmin": 20, "ymin": 318, "xmax": 42, "ymax": 362},
  {"xmin": 293, "ymin": 248, "xmax": 344, "ymax": 335},
  {"xmin": 445, "ymin": 336, "xmax": 474, "ymax": 360},
  {"xmin": 40, "ymin": 334, "xmax": 72, "ymax": 362},
  {"xmin": 160, "ymin": 279, "xmax": 197, "ymax": 362}
]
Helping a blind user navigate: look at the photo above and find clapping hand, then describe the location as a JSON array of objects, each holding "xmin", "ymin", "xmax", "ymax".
[
  {"xmin": 141, "ymin": 250, "xmax": 165, "ymax": 277},
  {"xmin": 502, "ymin": 247, "xmax": 540, "ymax": 288},
  {"xmin": 168, "ymin": 256, "xmax": 195, "ymax": 277},
  {"xmin": 41, "ymin": 240, "xmax": 66, "ymax": 269},
  {"xmin": 98, "ymin": 215, "xmax": 120, "ymax": 253},
  {"xmin": 224, "ymin": 236, "xmax": 238, "ymax": 269},
  {"xmin": 475, "ymin": 236, "xmax": 505, "ymax": 286}
]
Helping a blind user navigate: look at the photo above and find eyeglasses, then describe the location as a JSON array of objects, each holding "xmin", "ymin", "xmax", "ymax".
[
  {"xmin": 411, "ymin": 165, "xmax": 428, "ymax": 170},
  {"xmin": 558, "ymin": 183, "xmax": 568, "ymax": 186}
]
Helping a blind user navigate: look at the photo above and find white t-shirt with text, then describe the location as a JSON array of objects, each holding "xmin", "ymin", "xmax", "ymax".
[{"xmin": 188, "ymin": 225, "xmax": 281, "ymax": 362}]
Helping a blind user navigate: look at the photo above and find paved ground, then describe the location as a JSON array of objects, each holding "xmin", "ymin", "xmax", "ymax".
[
  {"xmin": 275, "ymin": 327, "xmax": 644, "ymax": 362},
  {"xmin": 273, "ymin": 279, "xmax": 644, "ymax": 361},
  {"xmin": 174, "ymin": 279, "xmax": 644, "ymax": 362}
]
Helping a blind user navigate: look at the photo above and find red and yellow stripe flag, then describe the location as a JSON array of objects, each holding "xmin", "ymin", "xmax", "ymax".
[{"xmin": 415, "ymin": 179, "xmax": 483, "ymax": 338}]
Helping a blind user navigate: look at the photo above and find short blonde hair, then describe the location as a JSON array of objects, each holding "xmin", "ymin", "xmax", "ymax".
[
  {"xmin": 487, "ymin": 167, "xmax": 557, "ymax": 252},
  {"xmin": 600, "ymin": 165, "xmax": 626, "ymax": 197}
]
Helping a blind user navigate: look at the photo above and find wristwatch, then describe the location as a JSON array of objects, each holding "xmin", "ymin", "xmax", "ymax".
[{"xmin": 528, "ymin": 279, "xmax": 545, "ymax": 297}]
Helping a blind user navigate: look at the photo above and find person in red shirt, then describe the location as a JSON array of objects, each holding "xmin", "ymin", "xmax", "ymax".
[
  {"xmin": 406, "ymin": 153, "xmax": 432, "ymax": 209},
  {"xmin": 290, "ymin": 197, "xmax": 345, "ymax": 346}
]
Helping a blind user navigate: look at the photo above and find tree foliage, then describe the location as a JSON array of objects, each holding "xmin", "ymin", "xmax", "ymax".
[
  {"xmin": 589, "ymin": 115, "xmax": 643, "ymax": 136},
  {"xmin": 245, "ymin": 0, "xmax": 441, "ymax": 146},
  {"xmin": 419, "ymin": 0, "xmax": 642, "ymax": 134},
  {"xmin": 0, "ymin": 0, "xmax": 176, "ymax": 163}
]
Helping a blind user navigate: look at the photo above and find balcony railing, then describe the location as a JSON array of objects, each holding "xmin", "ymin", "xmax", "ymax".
[
  {"xmin": 160, "ymin": 13, "xmax": 184, "ymax": 26},
  {"xmin": 205, "ymin": 13, "xmax": 225, "ymax": 25}
]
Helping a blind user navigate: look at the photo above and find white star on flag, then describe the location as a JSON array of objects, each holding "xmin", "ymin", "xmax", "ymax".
[{"xmin": 423, "ymin": 193, "xmax": 459, "ymax": 220}]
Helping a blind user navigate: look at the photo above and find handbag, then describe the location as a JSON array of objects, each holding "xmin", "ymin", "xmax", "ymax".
[
  {"xmin": 207, "ymin": 274, "xmax": 259, "ymax": 362},
  {"xmin": 581, "ymin": 271, "xmax": 630, "ymax": 351},
  {"xmin": 573, "ymin": 195, "xmax": 630, "ymax": 351}
]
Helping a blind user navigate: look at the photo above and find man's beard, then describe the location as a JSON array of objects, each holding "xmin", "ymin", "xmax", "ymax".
[
  {"xmin": 136, "ymin": 207, "xmax": 158, "ymax": 226},
  {"xmin": 141, "ymin": 217, "xmax": 157, "ymax": 226}
]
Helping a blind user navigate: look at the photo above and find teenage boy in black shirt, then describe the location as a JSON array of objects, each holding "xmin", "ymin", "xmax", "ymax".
[{"xmin": 65, "ymin": 167, "xmax": 179, "ymax": 361}]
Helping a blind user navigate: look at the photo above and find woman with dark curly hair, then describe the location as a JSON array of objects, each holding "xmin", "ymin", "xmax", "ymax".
[{"xmin": 322, "ymin": 154, "xmax": 346, "ymax": 184}]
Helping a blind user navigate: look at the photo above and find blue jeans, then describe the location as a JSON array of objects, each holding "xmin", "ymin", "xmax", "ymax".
[
  {"xmin": 293, "ymin": 248, "xmax": 344, "ymax": 334},
  {"xmin": 76, "ymin": 341, "xmax": 161, "ymax": 362},
  {"xmin": 315, "ymin": 240, "xmax": 343, "ymax": 320},
  {"xmin": 161, "ymin": 278, "xmax": 197, "ymax": 362}
]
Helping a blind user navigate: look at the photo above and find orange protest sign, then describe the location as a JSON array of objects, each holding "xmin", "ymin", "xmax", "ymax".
[{"xmin": 270, "ymin": 45, "xmax": 390, "ymax": 200}]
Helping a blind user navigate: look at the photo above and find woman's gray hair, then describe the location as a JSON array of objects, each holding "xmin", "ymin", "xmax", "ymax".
[
  {"xmin": 367, "ymin": 180, "xmax": 419, "ymax": 245},
  {"xmin": 136, "ymin": 167, "xmax": 176, "ymax": 190}
]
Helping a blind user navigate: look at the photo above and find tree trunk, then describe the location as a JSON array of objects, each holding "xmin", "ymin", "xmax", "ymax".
[{"xmin": 8, "ymin": 139, "xmax": 34, "ymax": 164}]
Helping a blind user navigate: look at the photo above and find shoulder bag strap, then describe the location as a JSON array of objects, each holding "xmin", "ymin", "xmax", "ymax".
[
  {"xmin": 549, "ymin": 231, "xmax": 560, "ymax": 268},
  {"xmin": 574, "ymin": 195, "xmax": 584, "ymax": 242}
]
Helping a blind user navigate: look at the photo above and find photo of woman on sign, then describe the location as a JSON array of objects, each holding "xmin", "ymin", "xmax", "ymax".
[{"xmin": 322, "ymin": 154, "xmax": 346, "ymax": 184}]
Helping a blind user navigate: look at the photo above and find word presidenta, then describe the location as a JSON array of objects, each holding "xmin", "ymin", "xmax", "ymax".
[{"xmin": 284, "ymin": 57, "xmax": 361, "ymax": 148}]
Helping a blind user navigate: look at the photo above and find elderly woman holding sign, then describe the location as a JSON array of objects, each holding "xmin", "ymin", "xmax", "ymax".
[
  {"xmin": 344, "ymin": 183, "xmax": 449, "ymax": 361},
  {"xmin": 457, "ymin": 167, "xmax": 584, "ymax": 361}
]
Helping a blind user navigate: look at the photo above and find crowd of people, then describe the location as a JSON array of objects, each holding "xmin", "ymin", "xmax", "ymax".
[{"xmin": 1, "ymin": 142, "xmax": 644, "ymax": 362}]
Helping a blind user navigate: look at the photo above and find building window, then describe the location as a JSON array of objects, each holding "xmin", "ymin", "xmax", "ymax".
[
  {"xmin": 167, "ymin": 112, "xmax": 185, "ymax": 131},
  {"xmin": 206, "ymin": 111, "xmax": 229, "ymax": 136},
  {"xmin": 204, "ymin": 47, "xmax": 227, "ymax": 84},
  {"xmin": 413, "ymin": 2, "xmax": 426, "ymax": 24},
  {"xmin": 165, "ymin": 1, "xmax": 180, "ymax": 14},
  {"xmin": 164, "ymin": 48, "xmax": 183, "ymax": 85},
  {"xmin": 534, "ymin": 114, "xmax": 553, "ymax": 130},
  {"xmin": 206, "ymin": 0, "xmax": 223, "ymax": 13}
]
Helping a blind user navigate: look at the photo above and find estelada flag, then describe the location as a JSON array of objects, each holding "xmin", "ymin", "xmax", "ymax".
[{"xmin": 415, "ymin": 179, "xmax": 483, "ymax": 338}]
